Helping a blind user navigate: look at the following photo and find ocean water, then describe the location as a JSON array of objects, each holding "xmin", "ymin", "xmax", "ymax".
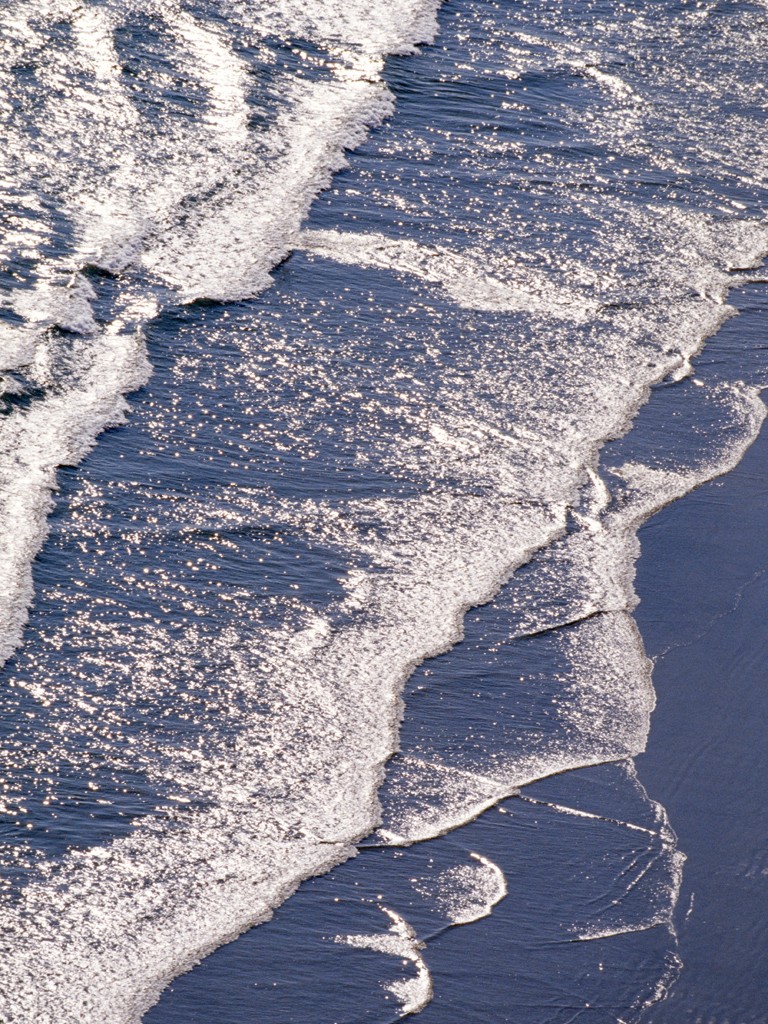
[{"xmin": 0, "ymin": 1, "xmax": 766, "ymax": 1021}]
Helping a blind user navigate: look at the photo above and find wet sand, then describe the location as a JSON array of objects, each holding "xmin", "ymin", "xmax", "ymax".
[{"xmin": 635, "ymin": 283, "xmax": 768, "ymax": 1024}]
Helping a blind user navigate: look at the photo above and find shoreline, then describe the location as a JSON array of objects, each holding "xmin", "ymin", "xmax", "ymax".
[
  {"xmin": 1, "ymin": 2, "xmax": 767, "ymax": 1020},
  {"xmin": 634, "ymin": 281, "xmax": 768, "ymax": 1023},
  {"xmin": 145, "ymin": 282, "xmax": 768, "ymax": 1024}
]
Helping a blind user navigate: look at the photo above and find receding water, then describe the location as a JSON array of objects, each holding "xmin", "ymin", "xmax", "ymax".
[{"xmin": 0, "ymin": 1, "xmax": 766, "ymax": 1021}]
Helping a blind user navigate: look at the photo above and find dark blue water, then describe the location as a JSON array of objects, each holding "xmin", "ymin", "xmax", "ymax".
[{"xmin": 1, "ymin": 1, "xmax": 767, "ymax": 1021}]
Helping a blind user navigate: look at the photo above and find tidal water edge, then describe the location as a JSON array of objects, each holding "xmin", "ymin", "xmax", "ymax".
[
  {"xmin": 0, "ymin": 1, "xmax": 767, "ymax": 1021},
  {"xmin": 146, "ymin": 284, "xmax": 768, "ymax": 1024}
]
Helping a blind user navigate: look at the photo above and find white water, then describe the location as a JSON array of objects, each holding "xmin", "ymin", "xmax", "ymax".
[
  {"xmin": 0, "ymin": 0, "xmax": 767, "ymax": 1020},
  {"xmin": 337, "ymin": 907, "xmax": 433, "ymax": 1018},
  {"xmin": 0, "ymin": 0, "xmax": 440, "ymax": 669}
]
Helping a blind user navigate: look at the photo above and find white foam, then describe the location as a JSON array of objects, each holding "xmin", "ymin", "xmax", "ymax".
[
  {"xmin": 0, "ymin": 319, "xmax": 152, "ymax": 668},
  {"xmin": 141, "ymin": 77, "xmax": 396, "ymax": 301},
  {"xmin": 336, "ymin": 907, "xmax": 432, "ymax": 1017},
  {"xmin": 581, "ymin": 65, "xmax": 640, "ymax": 103},
  {"xmin": 71, "ymin": 4, "xmax": 121, "ymax": 85},
  {"xmin": 300, "ymin": 229, "xmax": 598, "ymax": 319},
  {"xmin": 1, "ymin": 0, "xmax": 768, "ymax": 1017},
  {"xmin": 0, "ymin": 807, "xmax": 352, "ymax": 1023},
  {"xmin": 170, "ymin": 7, "xmax": 251, "ymax": 145},
  {"xmin": 0, "ymin": 0, "xmax": 448, "ymax": 687},
  {"xmin": 376, "ymin": 759, "xmax": 516, "ymax": 846},
  {"xmin": 2, "ymin": 330, "xmax": 758, "ymax": 1020},
  {"xmin": 13, "ymin": 273, "xmax": 99, "ymax": 336},
  {"xmin": 222, "ymin": 0, "xmax": 442, "ymax": 56},
  {"xmin": 333, "ymin": 854, "xmax": 505, "ymax": 1015},
  {"xmin": 375, "ymin": 383, "xmax": 767, "ymax": 845},
  {"xmin": 1, "ymin": 0, "xmax": 435, "ymax": 299},
  {"xmin": 412, "ymin": 852, "xmax": 507, "ymax": 926},
  {"xmin": 0, "ymin": 327, "xmax": 36, "ymax": 373},
  {"xmin": 0, "ymin": 488, "xmax": 565, "ymax": 1019}
]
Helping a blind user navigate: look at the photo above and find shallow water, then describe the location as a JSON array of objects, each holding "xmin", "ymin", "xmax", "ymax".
[{"xmin": 0, "ymin": 1, "xmax": 767, "ymax": 1021}]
